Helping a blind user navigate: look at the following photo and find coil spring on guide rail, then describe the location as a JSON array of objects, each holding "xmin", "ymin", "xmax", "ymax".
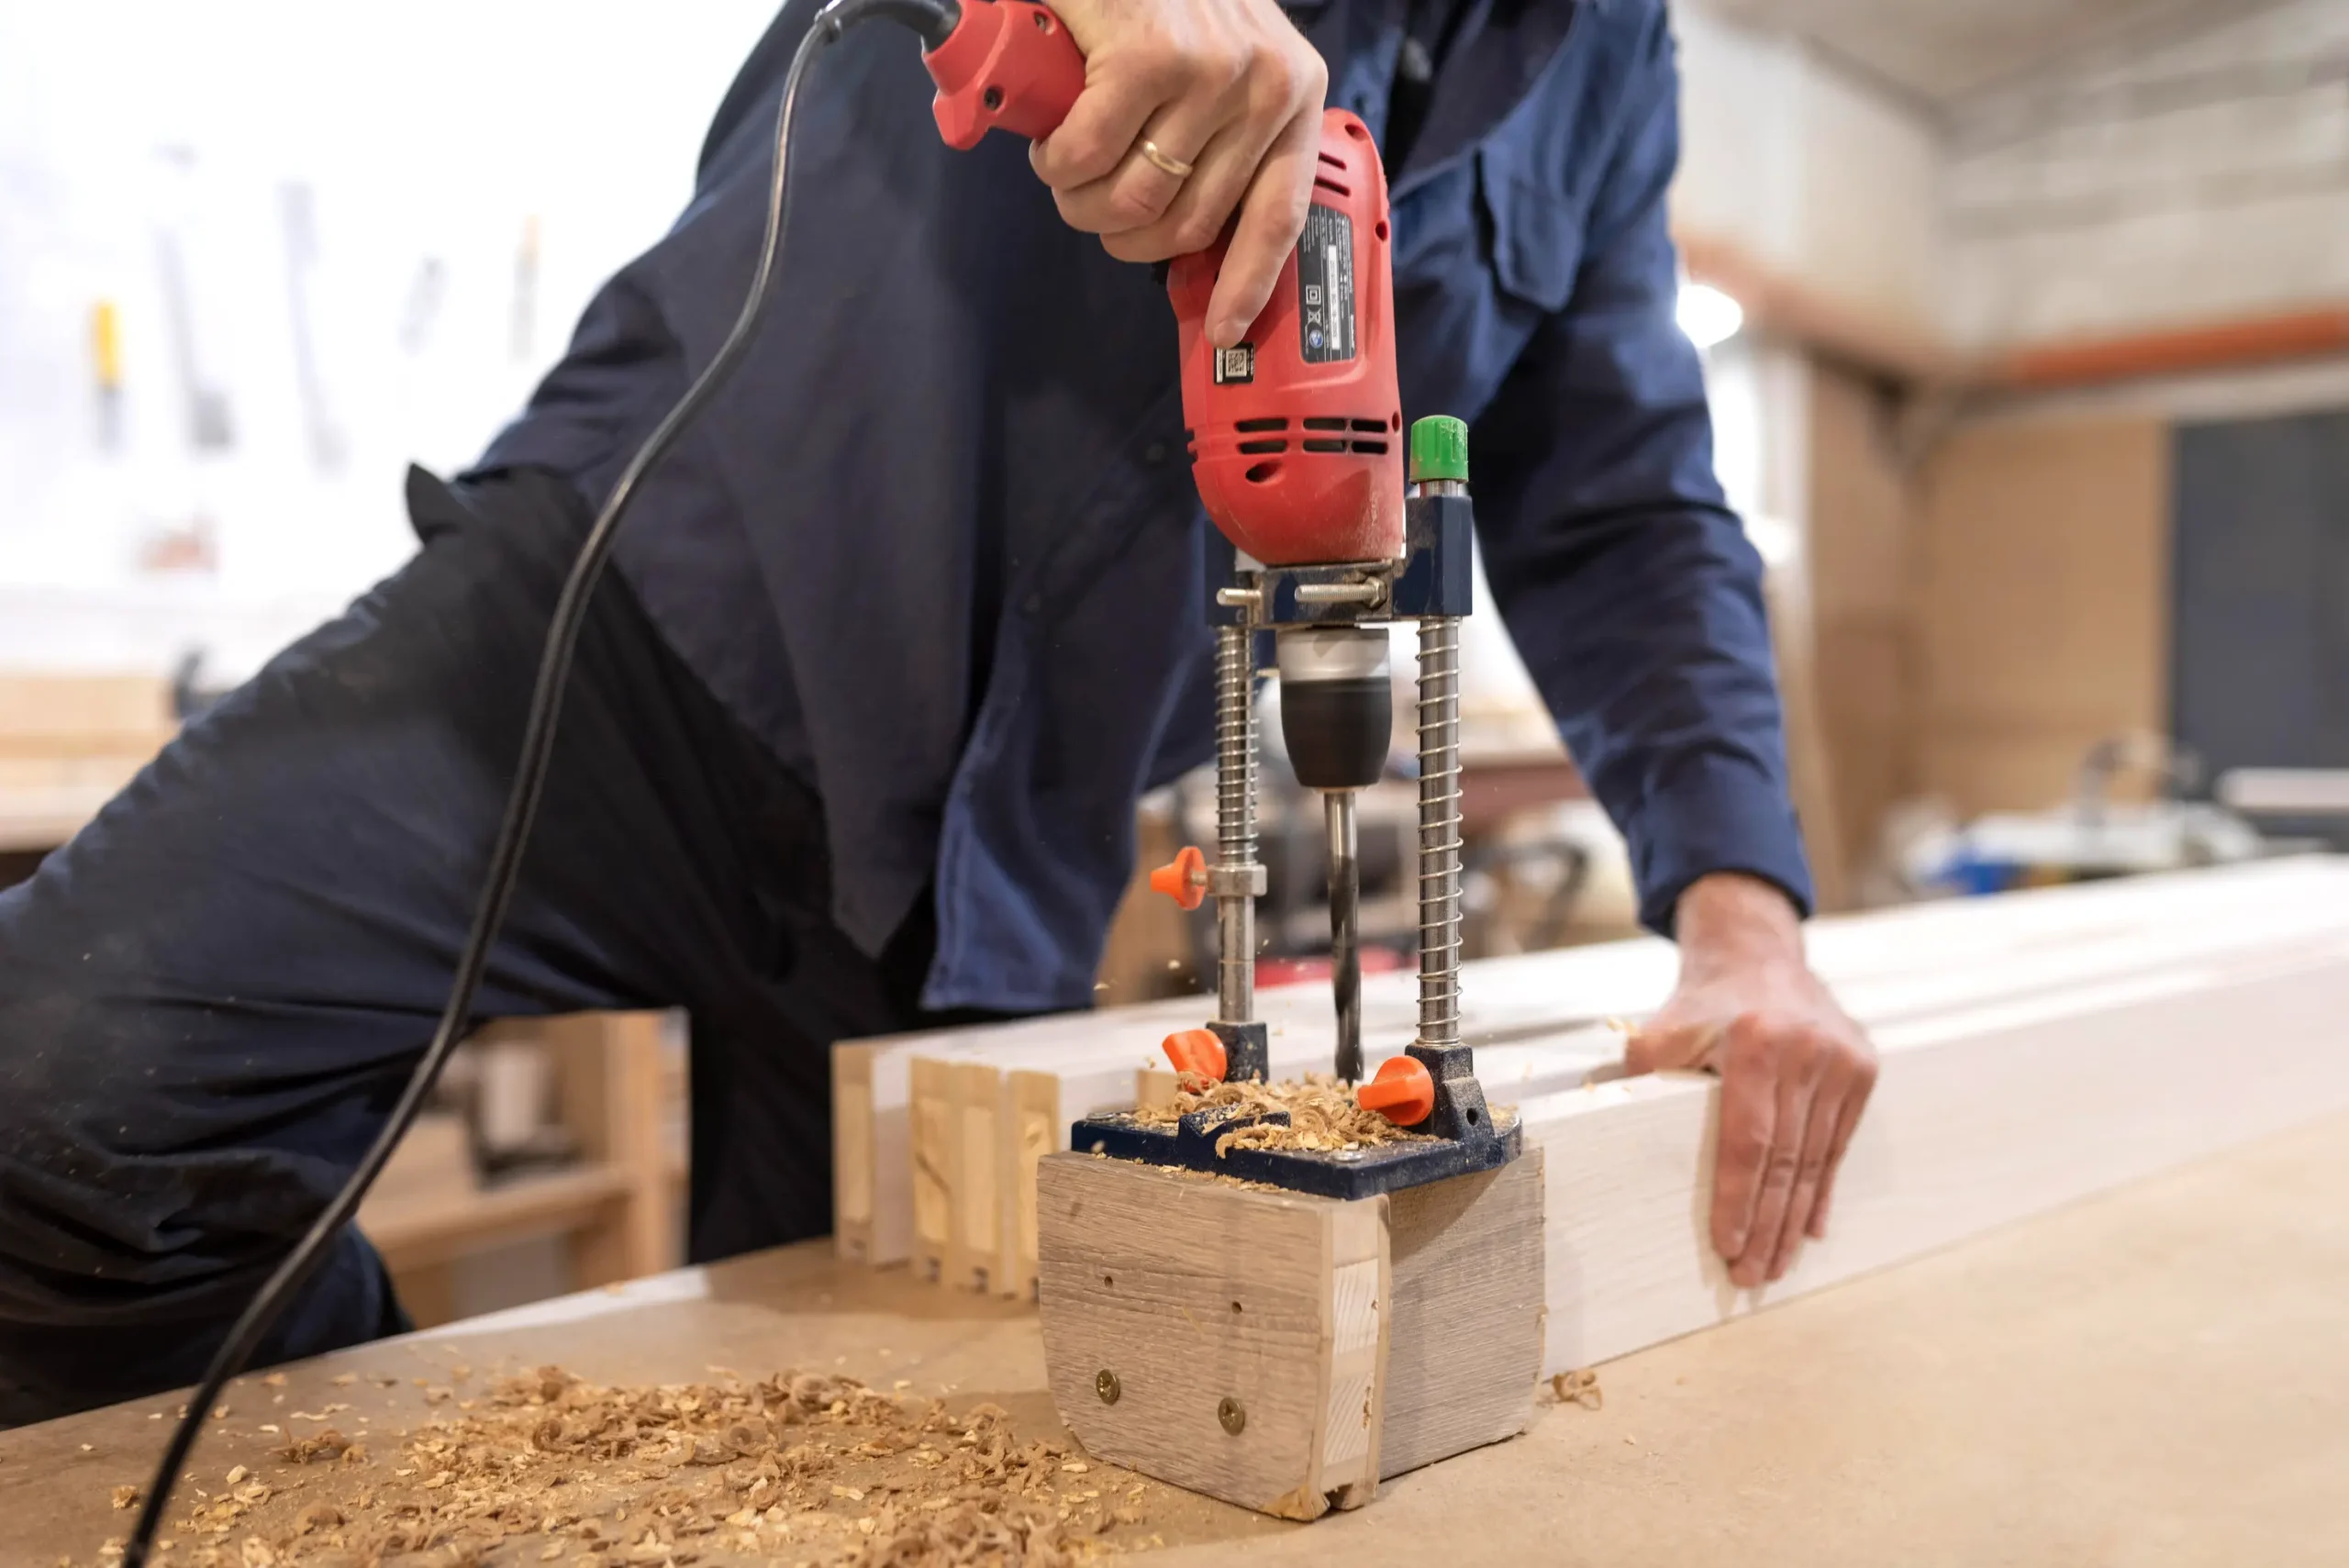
[
  {"xmin": 1214, "ymin": 623, "xmax": 1258, "ymax": 1022},
  {"xmin": 1416, "ymin": 617, "xmax": 1464, "ymax": 1046}
]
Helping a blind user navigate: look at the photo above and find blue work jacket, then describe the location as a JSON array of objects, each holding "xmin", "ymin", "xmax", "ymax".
[{"xmin": 473, "ymin": 0, "xmax": 1813, "ymax": 1013}]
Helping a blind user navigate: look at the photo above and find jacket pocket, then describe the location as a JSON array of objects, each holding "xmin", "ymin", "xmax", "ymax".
[{"xmin": 1475, "ymin": 142, "xmax": 1585, "ymax": 315}]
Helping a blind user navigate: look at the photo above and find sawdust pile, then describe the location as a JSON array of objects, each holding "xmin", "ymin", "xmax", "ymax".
[
  {"xmin": 103, "ymin": 1368, "xmax": 1153, "ymax": 1568},
  {"xmin": 1131, "ymin": 1073, "xmax": 1431, "ymax": 1157}
]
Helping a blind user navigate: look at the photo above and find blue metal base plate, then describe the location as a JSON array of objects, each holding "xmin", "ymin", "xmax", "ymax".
[{"xmin": 1069, "ymin": 1102, "xmax": 1520, "ymax": 1201}]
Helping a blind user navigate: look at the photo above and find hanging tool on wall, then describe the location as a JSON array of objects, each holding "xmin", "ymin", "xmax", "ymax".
[
  {"xmin": 120, "ymin": 2, "xmax": 1506, "ymax": 1557},
  {"xmin": 152, "ymin": 145, "xmax": 235, "ymax": 454},
  {"xmin": 280, "ymin": 181, "xmax": 346, "ymax": 473},
  {"xmin": 90, "ymin": 300, "xmax": 124, "ymax": 452}
]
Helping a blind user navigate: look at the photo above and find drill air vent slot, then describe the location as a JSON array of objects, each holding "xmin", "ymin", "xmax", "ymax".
[
  {"xmin": 1303, "ymin": 417, "xmax": 1349, "ymax": 431},
  {"xmin": 1313, "ymin": 177, "xmax": 1352, "ymax": 198},
  {"xmin": 1350, "ymin": 440, "xmax": 1389, "ymax": 455},
  {"xmin": 1352, "ymin": 418, "xmax": 1387, "ymax": 433},
  {"xmin": 1302, "ymin": 439, "xmax": 1347, "ymax": 453},
  {"xmin": 1319, "ymin": 150, "xmax": 1346, "ymax": 170},
  {"xmin": 1245, "ymin": 461, "xmax": 1282, "ymax": 484},
  {"xmin": 1234, "ymin": 417, "xmax": 1287, "ymax": 432},
  {"xmin": 1238, "ymin": 439, "xmax": 1288, "ymax": 455}
]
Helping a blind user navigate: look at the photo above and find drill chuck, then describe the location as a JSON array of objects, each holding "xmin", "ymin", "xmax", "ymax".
[{"xmin": 1276, "ymin": 627, "xmax": 1393, "ymax": 792}]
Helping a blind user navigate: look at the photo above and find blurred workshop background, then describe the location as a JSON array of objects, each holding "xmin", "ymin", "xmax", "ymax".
[{"xmin": 5, "ymin": 0, "xmax": 2346, "ymax": 1317}]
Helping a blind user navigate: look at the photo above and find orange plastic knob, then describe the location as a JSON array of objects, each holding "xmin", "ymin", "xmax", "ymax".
[
  {"xmin": 1358, "ymin": 1055, "xmax": 1435, "ymax": 1127},
  {"xmin": 1162, "ymin": 1029, "xmax": 1229, "ymax": 1084},
  {"xmin": 1149, "ymin": 845, "xmax": 1208, "ymax": 911}
]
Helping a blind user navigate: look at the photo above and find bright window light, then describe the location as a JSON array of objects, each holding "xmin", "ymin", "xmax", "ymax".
[
  {"xmin": 1744, "ymin": 513, "xmax": 1800, "ymax": 570},
  {"xmin": 1678, "ymin": 282, "xmax": 1745, "ymax": 350}
]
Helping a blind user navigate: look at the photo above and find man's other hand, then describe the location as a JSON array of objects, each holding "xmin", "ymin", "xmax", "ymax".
[
  {"xmin": 1626, "ymin": 873, "xmax": 1878, "ymax": 1289},
  {"xmin": 1030, "ymin": 0, "xmax": 1328, "ymax": 349}
]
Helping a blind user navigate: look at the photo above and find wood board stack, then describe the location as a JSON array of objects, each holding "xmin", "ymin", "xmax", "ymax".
[{"xmin": 833, "ymin": 858, "xmax": 2349, "ymax": 1337}]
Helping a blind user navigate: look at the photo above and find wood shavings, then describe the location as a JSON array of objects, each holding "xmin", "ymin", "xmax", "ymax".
[
  {"xmin": 1130, "ymin": 1073, "xmax": 1431, "ymax": 1157},
  {"xmin": 99, "ymin": 1366, "xmax": 1167, "ymax": 1567},
  {"xmin": 111, "ymin": 1486, "xmax": 141, "ymax": 1511},
  {"xmin": 1550, "ymin": 1369, "xmax": 1603, "ymax": 1410},
  {"xmin": 277, "ymin": 1429, "xmax": 354, "ymax": 1465}
]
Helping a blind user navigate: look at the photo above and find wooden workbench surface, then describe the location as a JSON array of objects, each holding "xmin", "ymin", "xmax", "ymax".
[{"xmin": 13, "ymin": 1111, "xmax": 2349, "ymax": 1566}]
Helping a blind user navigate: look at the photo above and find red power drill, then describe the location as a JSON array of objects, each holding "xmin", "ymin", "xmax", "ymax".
[{"xmin": 923, "ymin": 0, "xmax": 1405, "ymax": 567}]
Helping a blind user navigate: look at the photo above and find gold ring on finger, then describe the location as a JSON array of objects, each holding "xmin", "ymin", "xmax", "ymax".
[{"xmin": 1135, "ymin": 138, "xmax": 1196, "ymax": 180}]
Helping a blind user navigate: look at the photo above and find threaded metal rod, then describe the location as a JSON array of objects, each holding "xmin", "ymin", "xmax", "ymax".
[
  {"xmin": 1415, "ymin": 617, "xmax": 1464, "ymax": 1047},
  {"xmin": 1214, "ymin": 622, "xmax": 1258, "ymax": 1025}
]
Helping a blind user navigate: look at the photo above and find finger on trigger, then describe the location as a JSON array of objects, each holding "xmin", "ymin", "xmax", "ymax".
[{"xmin": 1204, "ymin": 113, "xmax": 1316, "ymax": 345}]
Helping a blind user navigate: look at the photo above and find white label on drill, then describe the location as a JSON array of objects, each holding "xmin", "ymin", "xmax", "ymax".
[
  {"xmin": 1297, "ymin": 203, "xmax": 1356, "ymax": 364},
  {"xmin": 1213, "ymin": 343, "xmax": 1256, "ymax": 385}
]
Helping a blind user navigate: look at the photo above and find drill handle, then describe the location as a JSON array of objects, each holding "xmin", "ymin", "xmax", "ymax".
[{"xmin": 926, "ymin": 0, "xmax": 1086, "ymax": 150}]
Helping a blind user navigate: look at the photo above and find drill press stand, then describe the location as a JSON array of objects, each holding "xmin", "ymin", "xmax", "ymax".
[{"xmin": 1069, "ymin": 421, "xmax": 1521, "ymax": 1198}]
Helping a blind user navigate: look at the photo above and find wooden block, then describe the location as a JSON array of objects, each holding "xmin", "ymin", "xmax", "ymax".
[
  {"xmin": 998, "ymin": 1069, "xmax": 1063, "ymax": 1301},
  {"xmin": 1527, "ymin": 935, "xmax": 2349, "ymax": 1377},
  {"xmin": 831, "ymin": 1042, "xmax": 884, "ymax": 1263},
  {"xmin": 1036, "ymin": 1150, "xmax": 1549, "ymax": 1514},
  {"xmin": 948, "ymin": 1060, "xmax": 1003, "ymax": 1293},
  {"xmin": 1380, "ymin": 1150, "xmax": 1546, "ymax": 1479},
  {"xmin": 908, "ymin": 1056, "xmax": 956, "ymax": 1285},
  {"xmin": 832, "ymin": 1000, "xmax": 1207, "ymax": 1266},
  {"xmin": 1037, "ymin": 1153, "xmax": 1390, "ymax": 1519}
]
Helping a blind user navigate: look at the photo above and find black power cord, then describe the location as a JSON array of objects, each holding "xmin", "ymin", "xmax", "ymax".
[{"xmin": 119, "ymin": 1, "xmax": 959, "ymax": 1559}]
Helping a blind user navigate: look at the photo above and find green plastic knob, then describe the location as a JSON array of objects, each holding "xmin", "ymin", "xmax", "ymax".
[{"xmin": 1408, "ymin": 416, "xmax": 1469, "ymax": 485}]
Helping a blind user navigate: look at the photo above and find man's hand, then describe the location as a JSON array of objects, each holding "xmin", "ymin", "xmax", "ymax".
[
  {"xmin": 1626, "ymin": 873, "xmax": 1877, "ymax": 1289},
  {"xmin": 1029, "ymin": 0, "xmax": 1328, "ymax": 348}
]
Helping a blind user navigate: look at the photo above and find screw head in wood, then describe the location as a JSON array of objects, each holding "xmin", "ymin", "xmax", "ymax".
[
  {"xmin": 1218, "ymin": 1396, "xmax": 1246, "ymax": 1435},
  {"xmin": 1096, "ymin": 1370, "xmax": 1121, "ymax": 1405}
]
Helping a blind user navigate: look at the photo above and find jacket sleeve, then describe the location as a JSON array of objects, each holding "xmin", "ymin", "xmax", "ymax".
[{"xmin": 1465, "ymin": 8, "xmax": 1813, "ymax": 936}]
